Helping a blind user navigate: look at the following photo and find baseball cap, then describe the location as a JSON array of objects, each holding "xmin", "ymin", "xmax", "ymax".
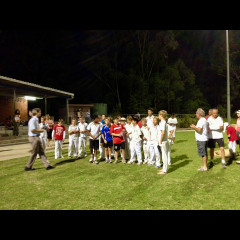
[
  {"xmin": 236, "ymin": 110, "xmax": 240, "ymax": 114},
  {"xmin": 120, "ymin": 117, "xmax": 126, "ymax": 121}
]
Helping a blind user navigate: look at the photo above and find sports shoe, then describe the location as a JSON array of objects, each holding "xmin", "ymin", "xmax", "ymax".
[
  {"xmin": 105, "ymin": 160, "xmax": 109, "ymax": 163},
  {"xmin": 208, "ymin": 161, "xmax": 214, "ymax": 168},
  {"xmin": 93, "ymin": 160, "xmax": 99, "ymax": 165},
  {"xmin": 155, "ymin": 165, "xmax": 161, "ymax": 168},
  {"xmin": 236, "ymin": 160, "xmax": 240, "ymax": 164},
  {"xmin": 221, "ymin": 163, "xmax": 227, "ymax": 169},
  {"xmin": 148, "ymin": 163, "xmax": 154, "ymax": 166},
  {"xmin": 24, "ymin": 167, "xmax": 36, "ymax": 171},
  {"xmin": 46, "ymin": 165, "xmax": 55, "ymax": 170},
  {"xmin": 137, "ymin": 162, "xmax": 143, "ymax": 165},
  {"xmin": 122, "ymin": 159, "xmax": 126, "ymax": 164},
  {"xmin": 114, "ymin": 160, "xmax": 118, "ymax": 164},
  {"xmin": 143, "ymin": 160, "xmax": 148, "ymax": 164},
  {"xmin": 127, "ymin": 161, "xmax": 133, "ymax": 164},
  {"xmin": 84, "ymin": 154, "xmax": 87, "ymax": 157},
  {"xmin": 109, "ymin": 160, "xmax": 112, "ymax": 163},
  {"xmin": 98, "ymin": 156, "xmax": 102, "ymax": 160},
  {"xmin": 89, "ymin": 158, "xmax": 93, "ymax": 163}
]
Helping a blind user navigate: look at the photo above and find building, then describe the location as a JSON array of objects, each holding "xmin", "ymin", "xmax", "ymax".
[{"xmin": 0, "ymin": 75, "xmax": 74, "ymax": 124}]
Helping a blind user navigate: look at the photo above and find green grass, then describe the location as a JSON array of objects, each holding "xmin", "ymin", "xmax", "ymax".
[{"xmin": 1, "ymin": 131, "xmax": 240, "ymax": 210}]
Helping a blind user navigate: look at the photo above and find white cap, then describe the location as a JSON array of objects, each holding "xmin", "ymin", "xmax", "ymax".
[
  {"xmin": 236, "ymin": 110, "xmax": 240, "ymax": 114},
  {"xmin": 120, "ymin": 117, "xmax": 126, "ymax": 121}
]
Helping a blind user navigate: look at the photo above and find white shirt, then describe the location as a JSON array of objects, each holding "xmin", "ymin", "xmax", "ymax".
[
  {"xmin": 195, "ymin": 117, "xmax": 208, "ymax": 141},
  {"xmin": 68, "ymin": 125, "xmax": 80, "ymax": 139},
  {"xmin": 39, "ymin": 122, "xmax": 49, "ymax": 139},
  {"xmin": 146, "ymin": 115, "xmax": 154, "ymax": 128},
  {"xmin": 159, "ymin": 120, "xmax": 168, "ymax": 142},
  {"xmin": 87, "ymin": 122, "xmax": 101, "ymax": 140},
  {"xmin": 149, "ymin": 125, "xmax": 159, "ymax": 144},
  {"xmin": 130, "ymin": 125, "xmax": 142, "ymax": 143},
  {"xmin": 28, "ymin": 116, "xmax": 40, "ymax": 137},
  {"xmin": 141, "ymin": 126, "xmax": 150, "ymax": 144},
  {"xmin": 167, "ymin": 117, "xmax": 178, "ymax": 132},
  {"xmin": 207, "ymin": 116, "xmax": 224, "ymax": 139},
  {"xmin": 125, "ymin": 123, "xmax": 133, "ymax": 141},
  {"xmin": 78, "ymin": 122, "xmax": 88, "ymax": 138}
]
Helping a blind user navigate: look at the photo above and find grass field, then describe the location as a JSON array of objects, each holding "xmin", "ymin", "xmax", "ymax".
[{"xmin": 1, "ymin": 131, "xmax": 240, "ymax": 210}]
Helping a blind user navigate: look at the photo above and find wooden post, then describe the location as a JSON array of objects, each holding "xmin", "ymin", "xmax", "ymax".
[
  {"xmin": 66, "ymin": 98, "xmax": 69, "ymax": 124},
  {"xmin": 13, "ymin": 88, "xmax": 16, "ymax": 113},
  {"xmin": 45, "ymin": 96, "xmax": 47, "ymax": 115}
]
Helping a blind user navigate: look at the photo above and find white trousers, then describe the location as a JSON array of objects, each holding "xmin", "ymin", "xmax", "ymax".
[
  {"xmin": 125, "ymin": 137, "xmax": 131, "ymax": 160},
  {"xmin": 149, "ymin": 143, "xmax": 161, "ymax": 166},
  {"xmin": 130, "ymin": 141, "xmax": 142, "ymax": 163},
  {"xmin": 228, "ymin": 141, "xmax": 236, "ymax": 154},
  {"xmin": 78, "ymin": 137, "xmax": 87, "ymax": 156},
  {"xmin": 69, "ymin": 138, "xmax": 78, "ymax": 157},
  {"xmin": 160, "ymin": 141, "xmax": 170, "ymax": 173},
  {"xmin": 168, "ymin": 139, "xmax": 172, "ymax": 165},
  {"xmin": 143, "ymin": 142, "xmax": 150, "ymax": 162},
  {"xmin": 39, "ymin": 137, "xmax": 47, "ymax": 152},
  {"xmin": 55, "ymin": 140, "xmax": 63, "ymax": 159}
]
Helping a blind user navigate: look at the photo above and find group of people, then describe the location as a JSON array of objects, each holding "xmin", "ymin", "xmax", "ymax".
[
  {"xmin": 191, "ymin": 108, "xmax": 240, "ymax": 172},
  {"xmin": 25, "ymin": 107, "xmax": 178, "ymax": 175}
]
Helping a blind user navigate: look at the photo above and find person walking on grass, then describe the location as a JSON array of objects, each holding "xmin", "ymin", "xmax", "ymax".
[
  {"xmin": 190, "ymin": 108, "xmax": 208, "ymax": 172},
  {"xmin": 225, "ymin": 123, "xmax": 238, "ymax": 163},
  {"xmin": 25, "ymin": 108, "xmax": 54, "ymax": 171},
  {"xmin": 235, "ymin": 110, "xmax": 240, "ymax": 156},
  {"xmin": 207, "ymin": 108, "xmax": 227, "ymax": 169}
]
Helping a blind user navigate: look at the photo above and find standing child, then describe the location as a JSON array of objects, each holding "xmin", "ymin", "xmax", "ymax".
[
  {"xmin": 78, "ymin": 117, "xmax": 88, "ymax": 158},
  {"xmin": 127, "ymin": 117, "xmax": 143, "ymax": 165},
  {"xmin": 125, "ymin": 116, "xmax": 133, "ymax": 160},
  {"xmin": 68, "ymin": 118, "xmax": 79, "ymax": 158},
  {"xmin": 157, "ymin": 110, "xmax": 170, "ymax": 175},
  {"xmin": 148, "ymin": 117, "xmax": 161, "ymax": 168},
  {"xmin": 226, "ymin": 123, "xmax": 238, "ymax": 161},
  {"xmin": 101, "ymin": 117, "xmax": 113, "ymax": 163},
  {"xmin": 146, "ymin": 108, "xmax": 154, "ymax": 128},
  {"xmin": 46, "ymin": 114, "xmax": 54, "ymax": 147},
  {"xmin": 167, "ymin": 113, "xmax": 178, "ymax": 144},
  {"xmin": 98, "ymin": 116, "xmax": 105, "ymax": 161},
  {"xmin": 235, "ymin": 110, "xmax": 240, "ymax": 155},
  {"xmin": 37, "ymin": 116, "xmax": 49, "ymax": 158},
  {"xmin": 87, "ymin": 115, "xmax": 101, "ymax": 164},
  {"xmin": 110, "ymin": 116, "xmax": 126, "ymax": 164},
  {"xmin": 52, "ymin": 119, "xmax": 66, "ymax": 160},
  {"xmin": 141, "ymin": 118, "xmax": 150, "ymax": 164}
]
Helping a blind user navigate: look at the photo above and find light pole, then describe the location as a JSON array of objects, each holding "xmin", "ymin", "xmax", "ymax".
[{"xmin": 226, "ymin": 30, "xmax": 231, "ymax": 123}]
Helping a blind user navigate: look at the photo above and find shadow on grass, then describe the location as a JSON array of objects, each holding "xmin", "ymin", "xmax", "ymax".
[
  {"xmin": 168, "ymin": 160, "xmax": 193, "ymax": 173},
  {"xmin": 53, "ymin": 157, "xmax": 80, "ymax": 166},
  {"xmin": 175, "ymin": 140, "xmax": 188, "ymax": 144},
  {"xmin": 171, "ymin": 154, "xmax": 189, "ymax": 164}
]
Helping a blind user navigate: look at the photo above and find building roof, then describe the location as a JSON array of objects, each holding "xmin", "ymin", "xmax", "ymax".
[
  {"xmin": 0, "ymin": 75, "xmax": 74, "ymax": 99},
  {"xmin": 69, "ymin": 104, "xmax": 94, "ymax": 107}
]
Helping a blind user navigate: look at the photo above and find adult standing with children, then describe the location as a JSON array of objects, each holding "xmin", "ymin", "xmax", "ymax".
[
  {"xmin": 190, "ymin": 108, "xmax": 208, "ymax": 171},
  {"xmin": 13, "ymin": 109, "xmax": 21, "ymax": 137}
]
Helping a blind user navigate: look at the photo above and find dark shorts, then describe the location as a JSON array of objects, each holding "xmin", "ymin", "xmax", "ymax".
[
  {"xmin": 100, "ymin": 136, "xmax": 104, "ymax": 144},
  {"xmin": 90, "ymin": 139, "xmax": 99, "ymax": 150},
  {"xmin": 236, "ymin": 132, "xmax": 240, "ymax": 144},
  {"xmin": 47, "ymin": 129, "xmax": 53, "ymax": 139},
  {"xmin": 197, "ymin": 141, "xmax": 208, "ymax": 157},
  {"xmin": 208, "ymin": 138, "xmax": 224, "ymax": 148},
  {"xmin": 104, "ymin": 140, "xmax": 113, "ymax": 148},
  {"xmin": 114, "ymin": 142, "xmax": 125, "ymax": 151}
]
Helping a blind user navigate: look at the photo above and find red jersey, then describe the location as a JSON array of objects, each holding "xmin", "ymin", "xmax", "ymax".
[
  {"xmin": 110, "ymin": 123, "xmax": 125, "ymax": 144},
  {"xmin": 227, "ymin": 126, "xmax": 238, "ymax": 142},
  {"xmin": 53, "ymin": 124, "xmax": 66, "ymax": 140}
]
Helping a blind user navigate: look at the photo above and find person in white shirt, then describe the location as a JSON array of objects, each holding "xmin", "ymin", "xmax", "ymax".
[
  {"xmin": 190, "ymin": 108, "xmax": 209, "ymax": 171},
  {"xmin": 157, "ymin": 110, "xmax": 170, "ymax": 175},
  {"xmin": 127, "ymin": 117, "xmax": 143, "ymax": 165},
  {"xmin": 98, "ymin": 116, "xmax": 105, "ymax": 160},
  {"xmin": 146, "ymin": 107, "xmax": 154, "ymax": 128},
  {"xmin": 78, "ymin": 117, "xmax": 88, "ymax": 158},
  {"xmin": 37, "ymin": 116, "xmax": 49, "ymax": 159},
  {"xmin": 87, "ymin": 115, "xmax": 101, "ymax": 164},
  {"xmin": 141, "ymin": 118, "xmax": 150, "ymax": 164},
  {"xmin": 167, "ymin": 113, "xmax": 178, "ymax": 144},
  {"xmin": 125, "ymin": 116, "xmax": 133, "ymax": 160},
  {"xmin": 68, "ymin": 118, "xmax": 80, "ymax": 158},
  {"xmin": 207, "ymin": 108, "xmax": 226, "ymax": 169},
  {"xmin": 148, "ymin": 117, "xmax": 161, "ymax": 168}
]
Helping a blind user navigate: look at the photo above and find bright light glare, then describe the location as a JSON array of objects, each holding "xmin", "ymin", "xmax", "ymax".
[{"xmin": 24, "ymin": 96, "xmax": 37, "ymax": 101}]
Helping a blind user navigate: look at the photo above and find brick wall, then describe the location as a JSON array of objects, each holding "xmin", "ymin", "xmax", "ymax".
[{"xmin": 0, "ymin": 96, "xmax": 28, "ymax": 123}]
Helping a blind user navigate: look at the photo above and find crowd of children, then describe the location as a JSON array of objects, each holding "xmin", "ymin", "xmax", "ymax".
[{"xmin": 35, "ymin": 108, "xmax": 178, "ymax": 175}]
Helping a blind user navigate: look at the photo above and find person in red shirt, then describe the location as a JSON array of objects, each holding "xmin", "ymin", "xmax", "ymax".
[
  {"xmin": 52, "ymin": 119, "xmax": 66, "ymax": 160},
  {"xmin": 235, "ymin": 110, "xmax": 240, "ymax": 155},
  {"xmin": 226, "ymin": 123, "xmax": 238, "ymax": 161},
  {"xmin": 205, "ymin": 109, "xmax": 213, "ymax": 120},
  {"xmin": 110, "ymin": 116, "xmax": 126, "ymax": 164}
]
